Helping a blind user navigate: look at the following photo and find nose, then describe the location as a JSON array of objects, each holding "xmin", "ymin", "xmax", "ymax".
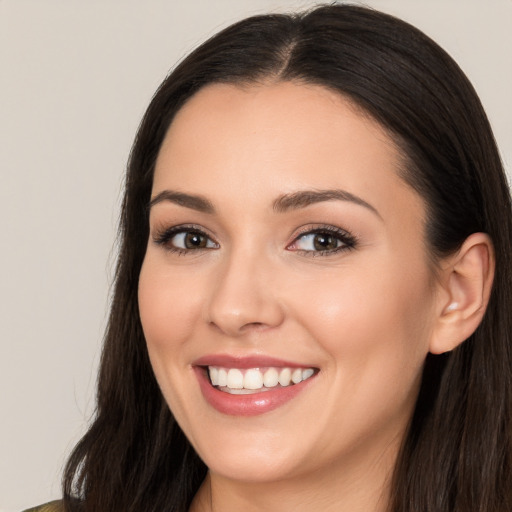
[{"xmin": 205, "ymin": 249, "xmax": 285, "ymax": 337}]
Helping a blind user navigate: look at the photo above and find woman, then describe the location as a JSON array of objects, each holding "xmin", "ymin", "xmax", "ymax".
[{"xmin": 29, "ymin": 3, "xmax": 512, "ymax": 512}]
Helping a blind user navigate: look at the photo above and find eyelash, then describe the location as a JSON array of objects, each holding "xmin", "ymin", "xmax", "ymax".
[
  {"xmin": 153, "ymin": 224, "xmax": 219, "ymax": 255},
  {"xmin": 289, "ymin": 225, "xmax": 357, "ymax": 256},
  {"xmin": 152, "ymin": 224, "xmax": 357, "ymax": 256}
]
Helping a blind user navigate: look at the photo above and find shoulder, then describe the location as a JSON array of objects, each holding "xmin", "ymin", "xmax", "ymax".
[{"xmin": 22, "ymin": 500, "xmax": 64, "ymax": 512}]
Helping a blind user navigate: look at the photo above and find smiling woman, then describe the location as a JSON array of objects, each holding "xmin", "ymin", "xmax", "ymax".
[
  {"xmin": 139, "ymin": 82, "xmax": 444, "ymax": 501},
  {"xmin": 37, "ymin": 3, "xmax": 512, "ymax": 512}
]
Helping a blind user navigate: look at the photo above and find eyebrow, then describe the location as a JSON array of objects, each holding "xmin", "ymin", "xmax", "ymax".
[
  {"xmin": 148, "ymin": 190, "xmax": 215, "ymax": 214},
  {"xmin": 148, "ymin": 188, "xmax": 381, "ymax": 219},
  {"xmin": 273, "ymin": 189, "xmax": 381, "ymax": 218}
]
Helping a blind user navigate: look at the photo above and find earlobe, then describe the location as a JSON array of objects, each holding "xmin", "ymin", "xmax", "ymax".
[
  {"xmin": 429, "ymin": 233, "xmax": 495, "ymax": 355},
  {"xmin": 444, "ymin": 302, "xmax": 459, "ymax": 312}
]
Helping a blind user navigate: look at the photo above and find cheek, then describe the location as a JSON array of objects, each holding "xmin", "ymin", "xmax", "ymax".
[
  {"xmin": 138, "ymin": 256, "xmax": 205, "ymax": 358},
  {"xmin": 138, "ymin": 255, "xmax": 208, "ymax": 421},
  {"xmin": 289, "ymin": 262, "xmax": 434, "ymax": 434},
  {"xmin": 288, "ymin": 260, "xmax": 434, "ymax": 370}
]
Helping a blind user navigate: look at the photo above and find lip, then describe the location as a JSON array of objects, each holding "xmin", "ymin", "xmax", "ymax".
[
  {"xmin": 193, "ymin": 354, "xmax": 308, "ymax": 369},
  {"xmin": 193, "ymin": 354, "xmax": 318, "ymax": 417}
]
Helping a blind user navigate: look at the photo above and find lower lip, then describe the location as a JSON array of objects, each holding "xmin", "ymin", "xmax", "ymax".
[{"xmin": 194, "ymin": 367, "xmax": 316, "ymax": 417}]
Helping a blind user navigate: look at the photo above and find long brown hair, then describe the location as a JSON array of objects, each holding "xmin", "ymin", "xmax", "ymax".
[{"xmin": 63, "ymin": 5, "xmax": 512, "ymax": 511}]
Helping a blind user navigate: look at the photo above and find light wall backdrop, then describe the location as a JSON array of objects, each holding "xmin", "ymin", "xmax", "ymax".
[{"xmin": 1, "ymin": 1, "xmax": 510, "ymax": 510}]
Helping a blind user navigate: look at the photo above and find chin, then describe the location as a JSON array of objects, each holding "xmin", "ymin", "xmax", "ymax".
[
  {"xmin": 189, "ymin": 424, "xmax": 311, "ymax": 483},
  {"xmin": 205, "ymin": 452, "xmax": 304, "ymax": 484}
]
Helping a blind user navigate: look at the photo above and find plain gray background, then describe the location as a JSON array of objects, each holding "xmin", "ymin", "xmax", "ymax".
[{"xmin": 1, "ymin": 1, "xmax": 510, "ymax": 510}]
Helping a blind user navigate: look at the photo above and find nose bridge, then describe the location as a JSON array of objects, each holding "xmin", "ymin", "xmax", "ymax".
[{"xmin": 205, "ymin": 242, "xmax": 284, "ymax": 336}]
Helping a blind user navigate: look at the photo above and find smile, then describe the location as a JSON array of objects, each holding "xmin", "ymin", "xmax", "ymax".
[
  {"xmin": 193, "ymin": 356, "xmax": 319, "ymax": 416},
  {"xmin": 208, "ymin": 366, "xmax": 316, "ymax": 394}
]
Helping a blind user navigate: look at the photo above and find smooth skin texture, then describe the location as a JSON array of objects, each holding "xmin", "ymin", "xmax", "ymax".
[{"xmin": 138, "ymin": 82, "xmax": 494, "ymax": 512}]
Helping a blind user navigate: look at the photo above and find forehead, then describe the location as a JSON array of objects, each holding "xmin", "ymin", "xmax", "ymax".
[
  {"xmin": 158, "ymin": 81, "xmax": 395, "ymax": 170},
  {"xmin": 153, "ymin": 81, "xmax": 423, "ymax": 226}
]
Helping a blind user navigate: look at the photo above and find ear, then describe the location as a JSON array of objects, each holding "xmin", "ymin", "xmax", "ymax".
[{"xmin": 429, "ymin": 233, "xmax": 495, "ymax": 355}]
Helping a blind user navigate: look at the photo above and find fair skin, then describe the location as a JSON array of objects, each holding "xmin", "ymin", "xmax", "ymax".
[{"xmin": 138, "ymin": 82, "xmax": 494, "ymax": 512}]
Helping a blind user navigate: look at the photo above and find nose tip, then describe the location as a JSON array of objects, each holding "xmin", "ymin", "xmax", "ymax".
[
  {"xmin": 205, "ymin": 260, "xmax": 285, "ymax": 337},
  {"xmin": 209, "ymin": 306, "xmax": 281, "ymax": 337}
]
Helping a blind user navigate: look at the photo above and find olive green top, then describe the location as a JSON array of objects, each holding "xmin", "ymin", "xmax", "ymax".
[{"xmin": 23, "ymin": 500, "xmax": 63, "ymax": 512}]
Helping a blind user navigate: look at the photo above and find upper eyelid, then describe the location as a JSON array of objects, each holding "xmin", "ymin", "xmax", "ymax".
[
  {"xmin": 151, "ymin": 222, "xmax": 356, "ymax": 248},
  {"xmin": 289, "ymin": 224, "xmax": 354, "ymax": 240},
  {"xmin": 287, "ymin": 225, "xmax": 357, "ymax": 251},
  {"xmin": 152, "ymin": 223, "xmax": 216, "ymax": 238},
  {"xmin": 151, "ymin": 224, "xmax": 219, "ymax": 248}
]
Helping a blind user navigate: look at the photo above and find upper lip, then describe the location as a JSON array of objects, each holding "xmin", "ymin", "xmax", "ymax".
[{"xmin": 193, "ymin": 354, "xmax": 317, "ymax": 369}]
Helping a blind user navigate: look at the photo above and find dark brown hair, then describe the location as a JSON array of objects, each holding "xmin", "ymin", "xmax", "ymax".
[{"xmin": 63, "ymin": 4, "xmax": 512, "ymax": 511}]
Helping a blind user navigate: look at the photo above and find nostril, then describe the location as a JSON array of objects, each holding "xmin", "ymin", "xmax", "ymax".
[{"xmin": 240, "ymin": 321, "xmax": 267, "ymax": 331}]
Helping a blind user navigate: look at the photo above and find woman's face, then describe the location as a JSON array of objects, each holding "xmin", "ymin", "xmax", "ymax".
[{"xmin": 138, "ymin": 82, "xmax": 441, "ymax": 484}]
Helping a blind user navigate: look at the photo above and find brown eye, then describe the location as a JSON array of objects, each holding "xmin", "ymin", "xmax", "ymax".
[
  {"xmin": 288, "ymin": 227, "xmax": 357, "ymax": 255},
  {"xmin": 312, "ymin": 233, "xmax": 339, "ymax": 251},
  {"xmin": 293, "ymin": 232, "xmax": 344, "ymax": 252},
  {"xmin": 154, "ymin": 228, "xmax": 219, "ymax": 252},
  {"xmin": 183, "ymin": 232, "xmax": 208, "ymax": 249}
]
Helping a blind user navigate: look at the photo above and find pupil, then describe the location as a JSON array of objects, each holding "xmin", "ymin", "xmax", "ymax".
[
  {"xmin": 185, "ymin": 232, "xmax": 205, "ymax": 249},
  {"xmin": 313, "ymin": 233, "xmax": 337, "ymax": 251}
]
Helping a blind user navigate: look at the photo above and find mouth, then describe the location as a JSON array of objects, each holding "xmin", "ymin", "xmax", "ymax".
[
  {"xmin": 193, "ymin": 355, "xmax": 319, "ymax": 416},
  {"xmin": 207, "ymin": 366, "xmax": 316, "ymax": 394}
]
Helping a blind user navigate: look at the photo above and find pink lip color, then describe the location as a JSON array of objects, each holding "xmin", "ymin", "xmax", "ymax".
[
  {"xmin": 193, "ymin": 355, "xmax": 317, "ymax": 417},
  {"xmin": 193, "ymin": 354, "xmax": 307, "ymax": 369}
]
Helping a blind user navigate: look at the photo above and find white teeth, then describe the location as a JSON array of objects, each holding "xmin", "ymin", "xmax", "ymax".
[
  {"xmin": 302, "ymin": 368, "xmax": 314, "ymax": 380},
  {"xmin": 217, "ymin": 368, "xmax": 227, "ymax": 387},
  {"xmin": 278, "ymin": 368, "xmax": 292, "ymax": 386},
  {"xmin": 263, "ymin": 368, "xmax": 279, "ymax": 387},
  {"xmin": 291, "ymin": 368, "xmax": 303, "ymax": 384},
  {"xmin": 207, "ymin": 365, "xmax": 316, "ymax": 392},
  {"xmin": 244, "ymin": 369, "xmax": 264, "ymax": 390},
  {"xmin": 209, "ymin": 367, "xmax": 219, "ymax": 386},
  {"xmin": 227, "ymin": 368, "xmax": 244, "ymax": 389}
]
